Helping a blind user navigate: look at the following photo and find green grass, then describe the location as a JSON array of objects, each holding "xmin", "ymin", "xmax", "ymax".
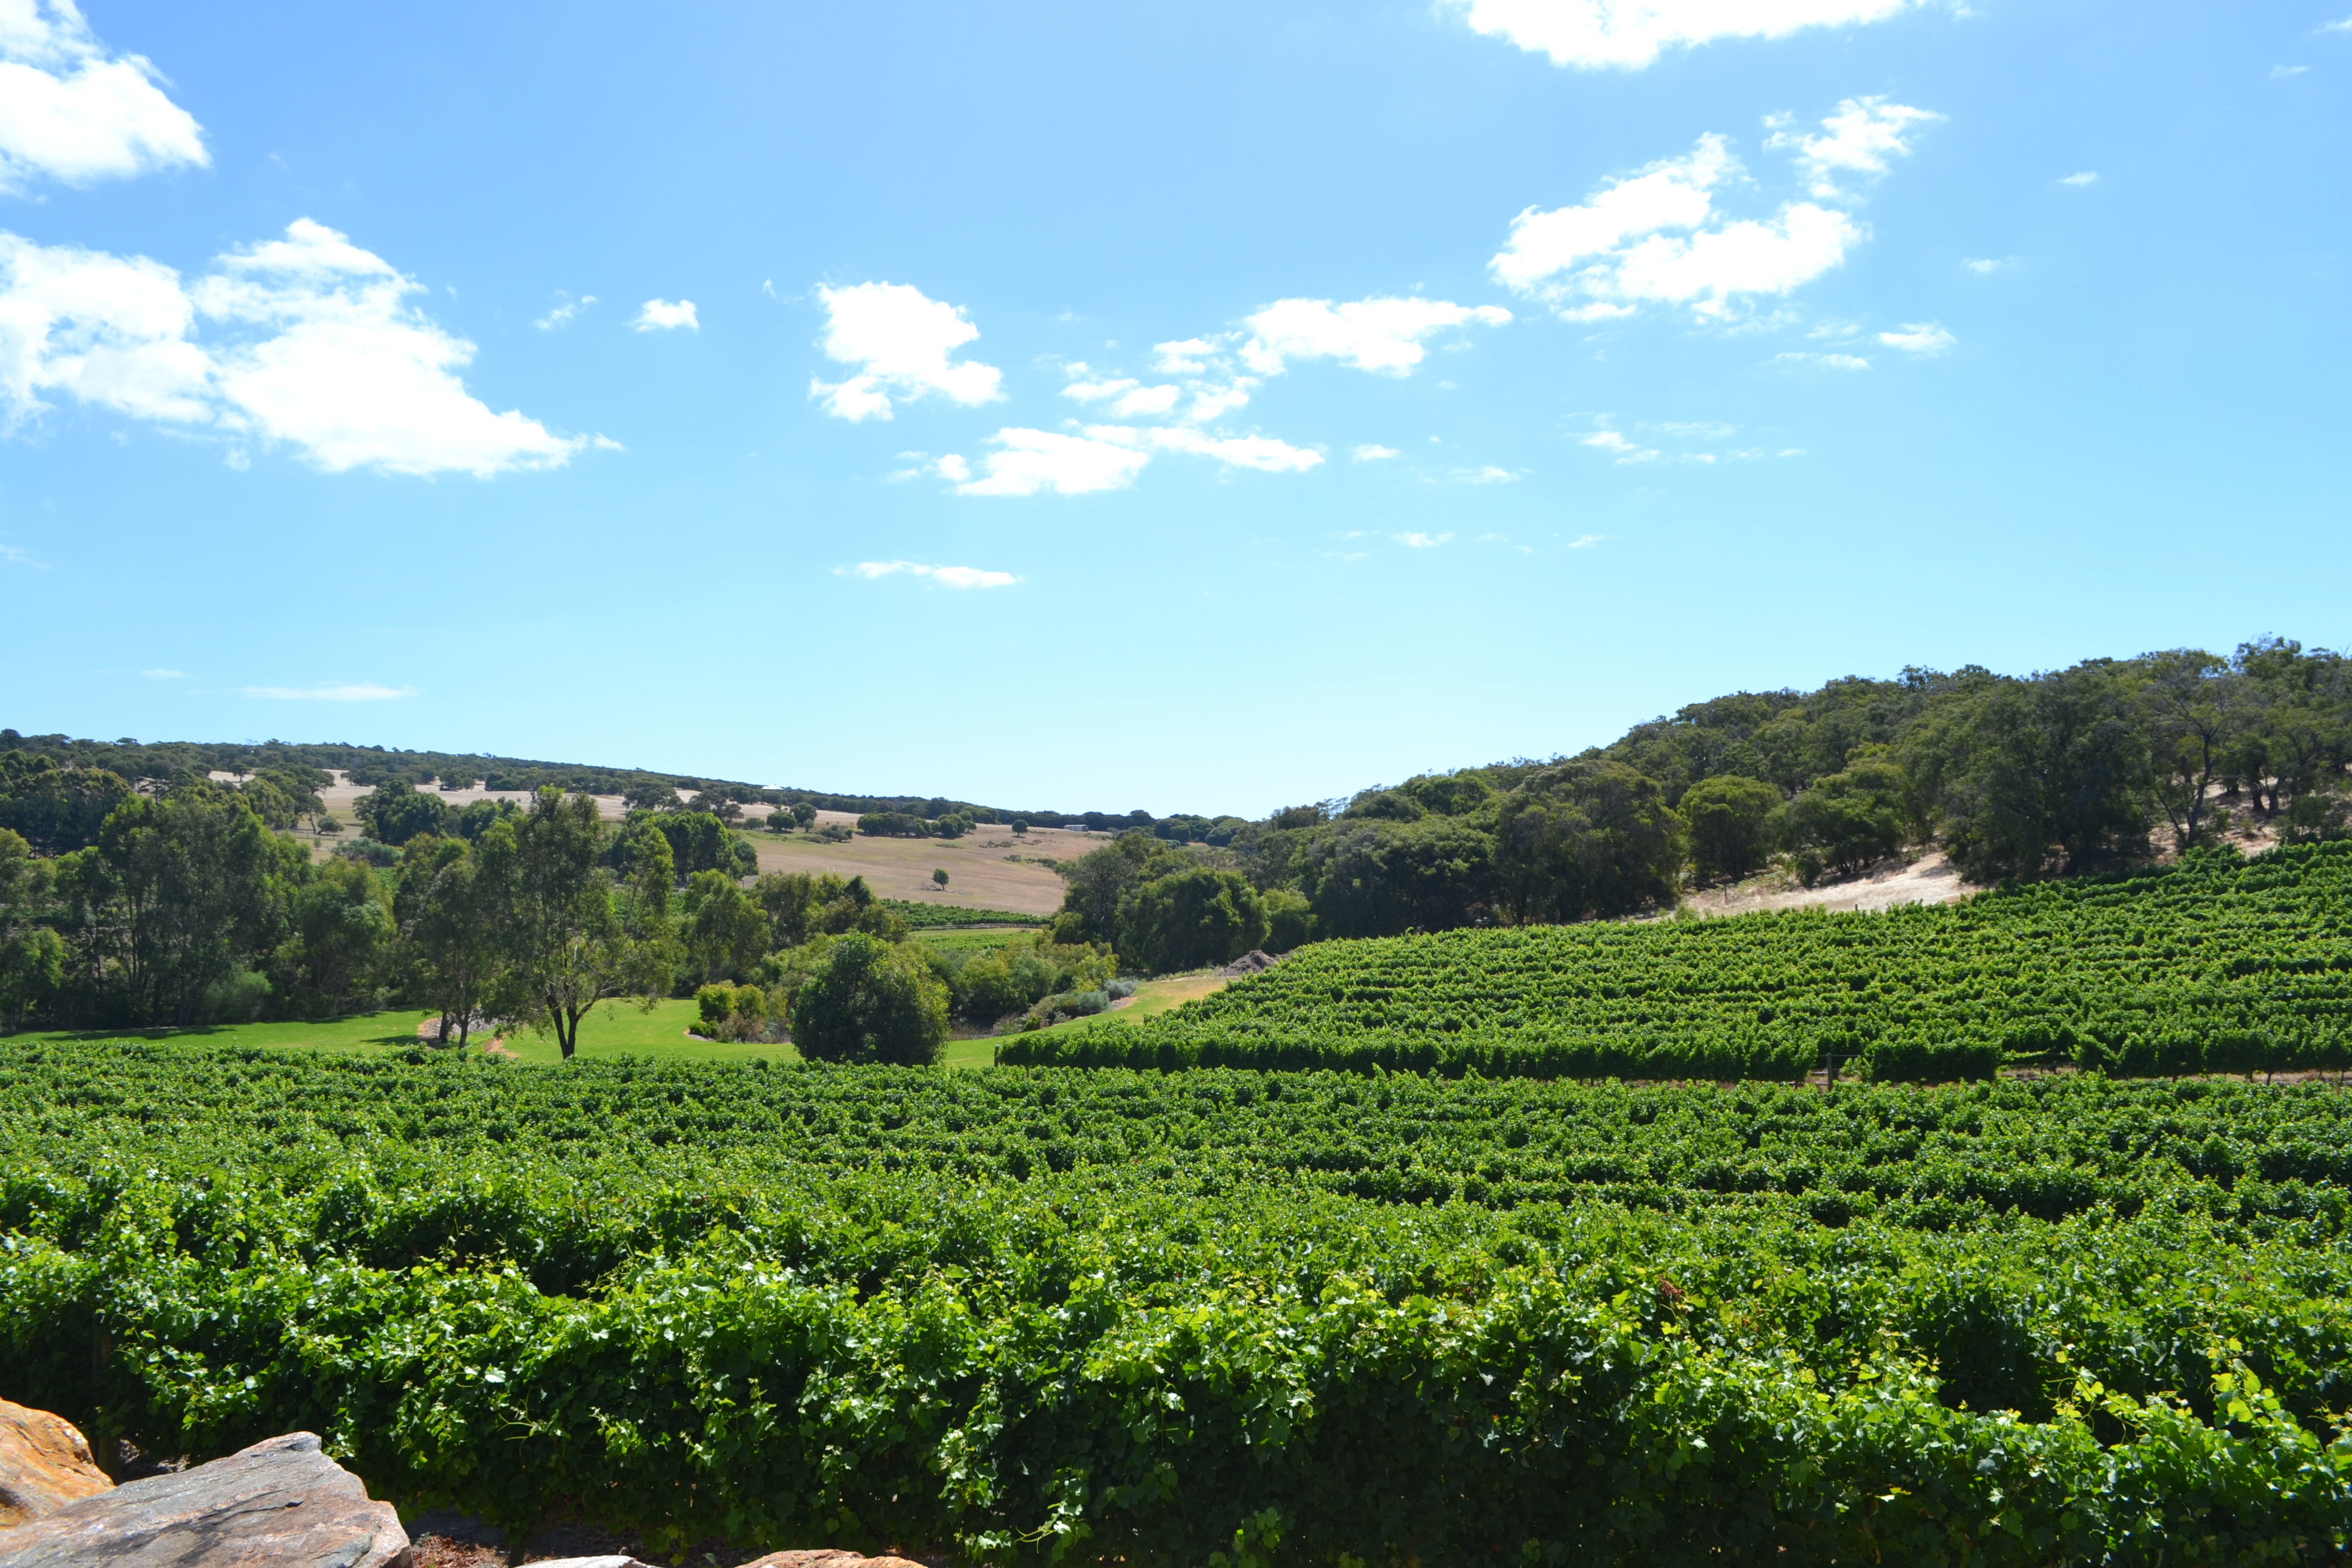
[
  {"xmin": 912, "ymin": 928, "xmax": 1036, "ymax": 954},
  {"xmin": 21, "ymin": 998, "xmax": 796, "ymax": 1067}
]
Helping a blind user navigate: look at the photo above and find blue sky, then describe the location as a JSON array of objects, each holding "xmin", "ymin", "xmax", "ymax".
[{"xmin": 1, "ymin": 0, "xmax": 2346, "ymax": 816}]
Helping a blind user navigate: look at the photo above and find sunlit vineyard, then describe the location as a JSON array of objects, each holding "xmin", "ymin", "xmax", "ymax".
[
  {"xmin": 1004, "ymin": 842, "xmax": 2352, "ymax": 1082},
  {"xmin": 4, "ymin": 1044, "xmax": 2351, "ymax": 1561}
]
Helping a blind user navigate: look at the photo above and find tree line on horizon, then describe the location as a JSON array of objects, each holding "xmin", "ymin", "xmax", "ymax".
[{"xmin": 3, "ymin": 635, "xmax": 2347, "ymax": 1041}]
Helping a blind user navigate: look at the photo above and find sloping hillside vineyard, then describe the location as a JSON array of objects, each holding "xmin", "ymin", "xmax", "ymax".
[
  {"xmin": 1006, "ymin": 843, "xmax": 2352, "ymax": 1082},
  {"xmin": 4, "ymin": 1046, "xmax": 2351, "ymax": 1561}
]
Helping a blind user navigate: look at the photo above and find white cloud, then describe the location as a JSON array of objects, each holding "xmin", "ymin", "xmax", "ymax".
[
  {"xmin": 952, "ymin": 426, "xmax": 1150, "ymax": 496},
  {"xmin": 0, "ymin": 538, "xmax": 46, "ymax": 567},
  {"xmin": 1963, "ymin": 256, "xmax": 2012, "ymax": 274},
  {"xmin": 1061, "ymin": 370, "xmax": 1182, "ymax": 419},
  {"xmin": 849, "ymin": 559, "xmax": 1019, "ymax": 589},
  {"xmin": 1453, "ymin": 465, "xmax": 1517, "ymax": 483},
  {"xmin": 2271, "ymin": 64, "xmax": 2310, "ymax": 78},
  {"xmin": 2060, "ymin": 171, "xmax": 2098, "ymax": 187},
  {"xmin": 1239, "ymin": 297, "xmax": 1510, "ymax": 376},
  {"xmin": 0, "ymin": 231, "xmax": 210, "ymax": 423},
  {"xmin": 140, "ymin": 667, "xmax": 184, "ymax": 678},
  {"xmin": 1772, "ymin": 350, "xmax": 1870, "ymax": 369},
  {"xmin": 1491, "ymin": 133, "xmax": 1867, "ymax": 318},
  {"xmin": 1581, "ymin": 429, "xmax": 1659, "ymax": 462},
  {"xmin": 0, "ymin": 1, "xmax": 207, "ymax": 192},
  {"xmin": 1148, "ymin": 426, "xmax": 1323, "ymax": 473},
  {"xmin": 1446, "ymin": 0, "xmax": 1920, "ymax": 69},
  {"xmin": 810, "ymin": 281, "xmax": 1002, "ymax": 422},
  {"xmin": 1492, "ymin": 136, "xmax": 1732, "ymax": 293},
  {"xmin": 1766, "ymin": 96, "xmax": 1941, "ymax": 198},
  {"xmin": 1152, "ymin": 338, "xmax": 1217, "ymax": 373},
  {"xmin": 1877, "ymin": 321, "xmax": 1954, "ymax": 354},
  {"xmin": 1353, "ymin": 443, "xmax": 1400, "ymax": 461},
  {"xmin": 244, "ymin": 682, "xmax": 415, "ymax": 701},
  {"xmin": 1180, "ymin": 378, "xmax": 1256, "ymax": 422},
  {"xmin": 534, "ymin": 292, "xmax": 595, "ymax": 330},
  {"xmin": 1566, "ymin": 532, "xmax": 1606, "ymax": 548},
  {"xmin": 631, "ymin": 298, "xmax": 696, "ymax": 332},
  {"xmin": 1396, "ymin": 531, "xmax": 1454, "ymax": 548},
  {"xmin": 196, "ymin": 220, "xmax": 587, "ymax": 476},
  {"xmin": 0, "ymin": 220, "xmax": 587, "ymax": 476},
  {"xmin": 2323, "ymin": 15, "xmax": 2352, "ymax": 32}
]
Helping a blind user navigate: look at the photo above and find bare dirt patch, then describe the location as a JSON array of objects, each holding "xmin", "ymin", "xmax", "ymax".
[{"xmin": 747, "ymin": 817, "xmax": 1108, "ymax": 917}]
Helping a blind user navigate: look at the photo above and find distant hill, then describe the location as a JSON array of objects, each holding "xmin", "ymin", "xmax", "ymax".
[{"xmin": 0, "ymin": 728, "xmax": 1175, "ymax": 831}]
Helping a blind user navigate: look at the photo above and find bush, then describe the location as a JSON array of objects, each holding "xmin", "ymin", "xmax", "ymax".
[
  {"xmin": 694, "ymin": 982, "xmax": 771, "ymax": 1042},
  {"xmin": 790, "ymin": 932, "xmax": 948, "ymax": 1065}
]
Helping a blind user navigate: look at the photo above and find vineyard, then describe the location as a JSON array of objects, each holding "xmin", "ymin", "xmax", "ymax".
[
  {"xmin": 1004, "ymin": 843, "xmax": 2352, "ymax": 1083},
  {"xmin": 4, "ymin": 1045, "xmax": 2352, "ymax": 1561},
  {"xmin": 883, "ymin": 900, "xmax": 1047, "ymax": 928}
]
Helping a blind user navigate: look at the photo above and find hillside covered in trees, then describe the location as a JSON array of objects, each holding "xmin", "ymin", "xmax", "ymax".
[{"xmin": 2, "ymin": 635, "xmax": 2345, "ymax": 1033}]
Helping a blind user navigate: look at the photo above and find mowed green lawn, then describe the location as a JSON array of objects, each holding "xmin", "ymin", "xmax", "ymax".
[
  {"xmin": 21, "ymin": 999, "xmax": 794, "ymax": 1067},
  {"xmin": 16, "ymin": 967, "xmax": 1232, "ymax": 1070}
]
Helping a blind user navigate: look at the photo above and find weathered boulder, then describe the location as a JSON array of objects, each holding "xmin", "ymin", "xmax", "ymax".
[
  {"xmin": 0, "ymin": 1431, "xmax": 408, "ymax": 1567},
  {"xmin": 0, "ymin": 1401, "xmax": 112, "ymax": 1528}
]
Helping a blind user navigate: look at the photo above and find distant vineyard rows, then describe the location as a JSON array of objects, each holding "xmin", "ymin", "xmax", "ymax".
[{"xmin": 1005, "ymin": 842, "xmax": 2352, "ymax": 1082}]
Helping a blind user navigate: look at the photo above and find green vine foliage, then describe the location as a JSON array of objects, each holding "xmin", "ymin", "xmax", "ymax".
[
  {"xmin": 1004, "ymin": 843, "xmax": 2352, "ymax": 1083},
  {"xmin": 4, "ymin": 1048, "xmax": 2352, "ymax": 1560}
]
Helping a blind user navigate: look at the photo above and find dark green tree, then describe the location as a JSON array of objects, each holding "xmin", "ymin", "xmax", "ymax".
[
  {"xmin": 494, "ymin": 790, "xmax": 674, "ymax": 1059},
  {"xmin": 1492, "ymin": 760, "xmax": 1685, "ymax": 923},
  {"xmin": 356, "ymin": 778, "xmax": 450, "ymax": 846},
  {"xmin": 1298, "ymin": 817, "xmax": 1495, "ymax": 939},
  {"xmin": 1782, "ymin": 754, "xmax": 1908, "ymax": 879},
  {"xmin": 789, "ymin": 930, "xmax": 948, "ymax": 1065},
  {"xmin": 1118, "ymin": 867, "xmax": 1266, "ymax": 973},
  {"xmin": 267, "ymin": 856, "xmax": 392, "ymax": 1016},
  {"xmin": 395, "ymin": 835, "xmax": 505, "ymax": 1049},
  {"xmin": 681, "ymin": 868, "xmax": 772, "ymax": 982},
  {"xmin": 1918, "ymin": 663, "xmax": 2155, "ymax": 882},
  {"xmin": 1680, "ymin": 775, "xmax": 1782, "ymax": 884}
]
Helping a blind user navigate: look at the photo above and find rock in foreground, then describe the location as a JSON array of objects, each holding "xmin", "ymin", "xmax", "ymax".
[
  {"xmin": 0, "ymin": 1400, "xmax": 112, "ymax": 1529},
  {"xmin": 0, "ymin": 1431, "xmax": 408, "ymax": 1567}
]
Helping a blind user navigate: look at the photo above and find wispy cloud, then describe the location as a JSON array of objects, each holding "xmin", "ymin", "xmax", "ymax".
[
  {"xmin": 1877, "ymin": 322, "xmax": 1955, "ymax": 355},
  {"xmin": 2271, "ymin": 63, "xmax": 2310, "ymax": 78},
  {"xmin": 140, "ymin": 667, "xmax": 185, "ymax": 679},
  {"xmin": 1772, "ymin": 350, "xmax": 1871, "ymax": 370},
  {"xmin": 1453, "ymin": 465, "xmax": 1517, "ymax": 484},
  {"xmin": 0, "ymin": 540, "xmax": 47, "ymax": 568},
  {"xmin": 1581, "ymin": 429, "xmax": 1659, "ymax": 462},
  {"xmin": 1963, "ymin": 257, "xmax": 2014, "ymax": 274},
  {"xmin": 1566, "ymin": 533, "xmax": 1607, "ymax": 549},
  {"xmin": 1490, "ymin": 109, "xmax": 1918, "ymax": 322},
  {"xmin": 631, "ymin": 298, "xmax": 697, "ymax": 332},
  {"xmin": 847, "ymin": 559, "xmax": 1019, "ymax": 589},
  {"xmin": 244, "ymin": 682, "xmax": 416, "ymax": 701},
  {"xmin": 1352, "ymin": 443, "xmax": 1400, "ymax": 461},
  {"xmin": 534, "ymin": 292, "xmax": 595, "ymax": 330},
  {"xmin": 1239, "ymin": 297, "xmax": 1510, "ymax": 376},
  {"xmin": 2060, "ymin": 171, "xmax": 2099, "ymax": 187},
  {"xmin": 1396, "ymin": 530, "xmax": 1455, "ymax": 548},
  {"xmin": 1765, "ymin": 96, "xmax": 1943, "ymax": 199}
]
